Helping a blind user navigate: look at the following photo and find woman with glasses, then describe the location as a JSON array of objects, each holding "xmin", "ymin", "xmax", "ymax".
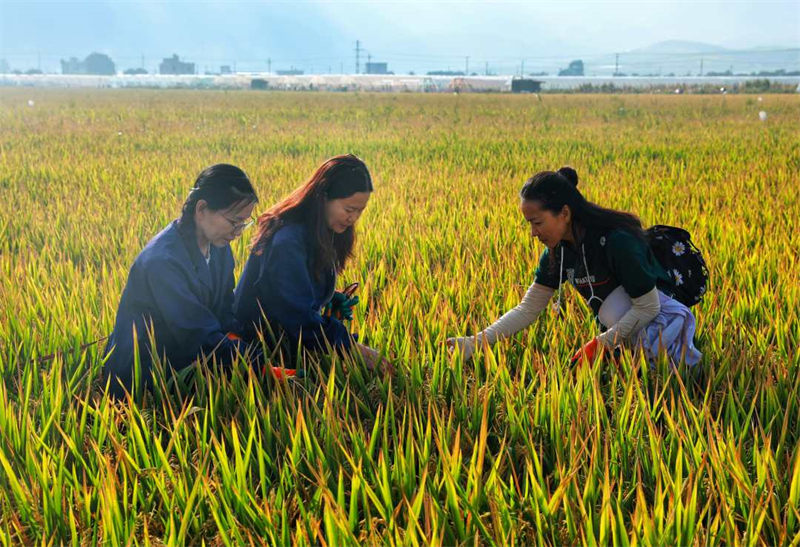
[
  {"xmin": 234, "ymin": 155, "xmax": 391, "ymax": 373},
  {"xmin": 104, "ymin": 164, "xmax": 259, "ymax": 397},
  {"xmin": 447, "ymin": 167, "xmax": 701, "ymax": 367}
]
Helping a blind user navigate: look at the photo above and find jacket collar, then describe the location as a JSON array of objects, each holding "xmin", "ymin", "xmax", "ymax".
[
  {"xmin": 558, "ymin": 226, "xmax": 605, "ymax": 255},
  {"xmin": 172, "ymin": 220, "xmax": 213, "ymax": 290}
]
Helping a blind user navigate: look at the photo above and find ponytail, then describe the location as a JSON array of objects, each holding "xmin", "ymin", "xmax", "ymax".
[{"xmin": 520, "ymin": 166, "xmax": 645, "ymax": 243}]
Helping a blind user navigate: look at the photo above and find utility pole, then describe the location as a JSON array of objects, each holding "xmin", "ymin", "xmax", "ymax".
[
  {"xmin": 465, "ymin": 56, "xmax": 469, "ymax": 75},
  {"xmin": 267, "ymin": 58, "xmax": 271, "ymax": 73},
  {"xmin": 355, "ymin": 40, "xmax": 361, "ymax": 74},
  {"xmin": 141, "ymin": 54, "xmax": 145, "ymax": 69},
  {"xmin": 700, "ymin": 57, "xmax": 704, "ymax": 76},
  {"xmin": 485, "ymin": 61, "xmax": 488, "ymax": 76},
  {"xmin": 615, "ymin": 53, "xmax": 619, "ymax": 75},
  {"xmin": 367, "ymin": 53, "xmax": 371, "ymax": 74}
]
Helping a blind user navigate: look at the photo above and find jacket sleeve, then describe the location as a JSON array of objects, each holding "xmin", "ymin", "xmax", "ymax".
[
  {"xmin": 451, "ymin": 282, "xmax": 553, "ymax": 360},
  {"xmin": 478, "ymin": 282, "xmax": 554, "ymax": 344},
  {"xmin": 218, "ymin": 248, "xmax": 243, "ymax": 335},
  {"xmin": 597, "ymin": 287, "xmax": 661, "ymax": 347},
  {"xmin": 533, "ymin": 247, "xmax": 562, "ymax": 289},
  {"xmin": 145, "ymin": 257, "xmax": 243, "ymax": 366},
  {"xmin": 258, "ymin": 231, "xmax": 352, "ymax": 352}
]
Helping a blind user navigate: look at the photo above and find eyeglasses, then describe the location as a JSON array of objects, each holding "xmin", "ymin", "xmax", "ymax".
[{"xmin": 222, "ymin": 215, "xmax": 256, "ymax": 233}]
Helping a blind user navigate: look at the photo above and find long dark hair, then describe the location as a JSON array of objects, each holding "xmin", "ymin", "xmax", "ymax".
[
  {"xmin": 178, "ymin": 163, "xmax": 259, "ymax": 236},
  {"xmin": 520, "ymin": 167, "xmax": 646, "ymax": 246},
  {"xmin": 252, "ymin": 154, "xmax": 373, "ymax": 280}
]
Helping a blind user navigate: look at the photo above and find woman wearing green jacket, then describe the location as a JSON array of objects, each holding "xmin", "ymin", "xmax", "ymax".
[{"xmin": 448, "ymin": 167, "xmax": 702, "ymax": 367}]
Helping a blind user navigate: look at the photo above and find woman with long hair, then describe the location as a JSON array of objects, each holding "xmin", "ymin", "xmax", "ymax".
[
  {"xmin": 104, "ymin": 164, "xmax": 259, "ymax": 398},
  {"xmin": 448, "ymin": 167, "xmax": 702, "ymax": 367},
  {"xmin": 234, "ymin": 154, "xmax": 389, "ymax": 371}
]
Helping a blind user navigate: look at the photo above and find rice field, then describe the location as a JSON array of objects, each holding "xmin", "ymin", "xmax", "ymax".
[{"xmin": 0, "ymin": 88, "xmax": 799, "ymax": 545}]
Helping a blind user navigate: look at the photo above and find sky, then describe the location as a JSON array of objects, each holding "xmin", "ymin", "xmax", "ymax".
[{"xmin": 1, "ymin": 1, "xmax": 798, "ymax": 74}]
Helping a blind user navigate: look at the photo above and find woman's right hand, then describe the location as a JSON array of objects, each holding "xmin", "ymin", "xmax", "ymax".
[
  {"xmin": 446, "ymin": 336, "xmax": 475, "ymax": 360},
  {"xmin": 356, "ymin": 343, "xmax": 394, "ymax": 375}
]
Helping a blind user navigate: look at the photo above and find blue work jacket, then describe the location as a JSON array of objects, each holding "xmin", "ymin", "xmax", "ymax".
[
  {"xmin": 103, "ymin": 220, "xmax": 243, "ymax": 397},
  {"xmin": 233, "ymin": 222, "xmax": 351, "ymax": 355}
]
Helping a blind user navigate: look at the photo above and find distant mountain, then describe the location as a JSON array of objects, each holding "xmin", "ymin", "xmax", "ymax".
[
  {"xmin": 579, "ymin": 40, "xmax": 799, "ymax": 76},
  {"xmin": 630, "ymin": 40, "xmax": 729, "ymax": 54}
]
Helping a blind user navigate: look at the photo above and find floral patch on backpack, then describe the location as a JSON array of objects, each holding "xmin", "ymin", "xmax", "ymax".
[{"xmin": 646, "ymin": 225, "xmax": 708, "ymax": 307}]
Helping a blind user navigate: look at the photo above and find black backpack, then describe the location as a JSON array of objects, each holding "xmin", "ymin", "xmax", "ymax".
[{"xmin": 646, "ymin": 225, "xmax": 708, "ymax": 307}]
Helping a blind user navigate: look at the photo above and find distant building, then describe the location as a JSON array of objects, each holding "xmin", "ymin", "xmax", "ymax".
[
  {"xmin": 160, "ymin": 54, "xmax": 195, "ymax": 75},
  {"xmin": 427, "ymin": 70, "xmax": 465, "ymax": 76},
  {"xmin": 558, "ymin": 60, "xmax": 584, "ymax": 76},
  {"xmin": 448, "ymin": 77, "xmax": 508, "ymax": 93},
  {"xmin": 365, "ymin": 62, "xmax": 389, "ymax": 74},
  {"xmin": 511, "ymin": 78, "xmax": 542, "ymax": 93},
  {"xmin": 61, "ymin": 52, "xmax": 116, "ymax": 75},
  {"xmin": 276, "ymin": 68, "xmax": 304, "ymax": 75},
  {"xmin": 123, "ymin": 68, "xmax": 148, "ymax": 75},
  {"xmin": 220, "ymin": 65, "xmax": 232, "ymax": 75}
]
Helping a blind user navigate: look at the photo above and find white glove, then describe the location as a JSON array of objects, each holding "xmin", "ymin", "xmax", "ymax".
[{"xmin": 446, "ymin": 336, "xmax": 476, "ymax": 360}]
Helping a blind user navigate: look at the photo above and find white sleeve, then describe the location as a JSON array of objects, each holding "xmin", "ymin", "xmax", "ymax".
[
  {"xmin": 477, "ymin": 282, "xmax": 554, "ymax": 344},
  {"xmin": 451, "ymin": 283, "xmax": 554, "ymax": 358},
  {"xmin": 597, "ymin": 286, "xmax": 660, "ymax": 347}
]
